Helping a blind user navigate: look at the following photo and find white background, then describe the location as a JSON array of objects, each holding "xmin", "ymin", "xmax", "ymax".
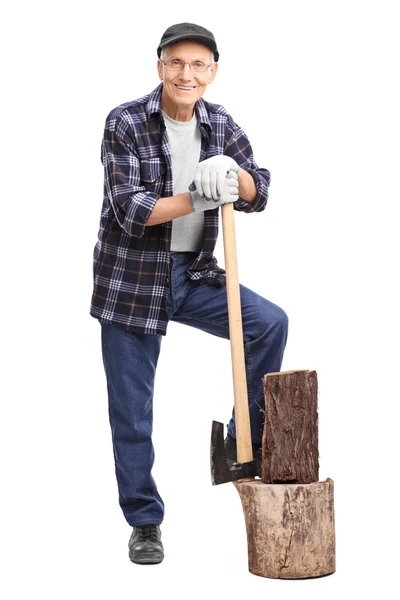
[{"xmin": 1, "ymin": 0, "xmax": 399, "ymax": 598}]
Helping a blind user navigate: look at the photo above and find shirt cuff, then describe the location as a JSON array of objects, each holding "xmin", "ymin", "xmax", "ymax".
[
  {"xmin": 233, "ymin": 168, "xmax": 269, "ymax": 213},
  {"xmin": 124, "ymin": 191, "xmax": 161, "ymax": 237}
]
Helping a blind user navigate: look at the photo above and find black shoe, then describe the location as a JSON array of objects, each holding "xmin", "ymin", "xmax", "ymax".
[
  {"xmin": 224, "ymin": 432, "xmax": 262, "ymax": 463},
  {"xmin": 128, "ymin": 524, "xmax": 164, "ymax": 564}
]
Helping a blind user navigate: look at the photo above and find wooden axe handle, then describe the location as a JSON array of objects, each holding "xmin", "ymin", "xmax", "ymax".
[{"xmin": 221, "ymin": 202, "xmax": 254, "ymax": 470}]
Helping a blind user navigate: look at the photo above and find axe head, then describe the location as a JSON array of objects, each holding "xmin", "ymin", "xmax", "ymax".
[{"xmin": 210, "ymin": 420, "xmax": 261, "ymax": 485}]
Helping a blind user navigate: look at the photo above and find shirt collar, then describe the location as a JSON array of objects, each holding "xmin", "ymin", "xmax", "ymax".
[{"xmin": 145, "ymin": 82, "xmax": 211, "ymax": 134}]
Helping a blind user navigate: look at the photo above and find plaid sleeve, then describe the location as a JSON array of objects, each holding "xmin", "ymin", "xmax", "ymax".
[
  {"xmin": 101, "ymin": 117, "xmax": 160, "ymax": 238},
  {"xmin": 223, "ymin": 115, "xmax": 270, "ymax": 214}
]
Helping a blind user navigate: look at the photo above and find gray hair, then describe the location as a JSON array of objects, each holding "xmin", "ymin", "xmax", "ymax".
[{"xmin": 160, "ymin": 47, "xmax": 214, "ymax": 64}]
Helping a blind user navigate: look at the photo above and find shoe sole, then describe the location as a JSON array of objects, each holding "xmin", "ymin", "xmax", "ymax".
[{"xmin": 129, "ymin": 552, "xmax": 164, "ymax": 564}]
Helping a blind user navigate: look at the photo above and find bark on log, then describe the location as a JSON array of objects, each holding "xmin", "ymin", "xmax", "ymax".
[
  {"xmin": 233, "ymin": 478, "xmax": 336, "ymax": 579},
  {"xmin": 261, "ymin": 370, "xmax": 319, "ymax": 484}
]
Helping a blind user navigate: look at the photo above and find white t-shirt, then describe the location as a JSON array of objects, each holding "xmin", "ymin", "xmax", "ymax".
[{"xmin": 161, "ymin": 109, "xmax": 205, "ymax": 253}]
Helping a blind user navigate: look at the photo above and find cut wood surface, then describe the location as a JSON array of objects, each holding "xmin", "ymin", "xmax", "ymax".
[
  {"xmin": 233, "ymin": 478, "xmax": 336, "ymax": 579},
  {"xmin": 261, "ymin": 370, "xmax": 319, "ymax": 484}
]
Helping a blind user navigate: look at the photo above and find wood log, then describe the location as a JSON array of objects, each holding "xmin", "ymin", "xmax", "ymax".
[
  {"xmin": 261, "ymin": 370, "xmax": 319, "ymax": 484},
  {"xmin": 233, "ymin": 478, "xmax": 336, "ymax": 579}
]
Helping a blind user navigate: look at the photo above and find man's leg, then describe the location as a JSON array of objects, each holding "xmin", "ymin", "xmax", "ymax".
[
  {"xmin": 100, "ymin": 323, "xmax": 165, "ymax": 526},
  {"xmin": 170, "ymin": 279, "xmax": 289, "ymax": 443}
]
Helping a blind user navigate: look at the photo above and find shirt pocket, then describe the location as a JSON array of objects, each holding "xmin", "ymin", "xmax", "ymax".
[{"xmin": 140, "ymin": 158, "xmax": 167, "ymax": 195}]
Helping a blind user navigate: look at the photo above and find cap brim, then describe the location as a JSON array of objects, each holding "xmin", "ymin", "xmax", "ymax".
[{"xmin": 159, "ymin": 34, "xmax": 217, "ymax": 58}]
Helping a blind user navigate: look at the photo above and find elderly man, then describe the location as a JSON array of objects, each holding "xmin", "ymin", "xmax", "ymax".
[{"xmin": 90, "ymin": 22, "xmax": 288, "ymax": 565}]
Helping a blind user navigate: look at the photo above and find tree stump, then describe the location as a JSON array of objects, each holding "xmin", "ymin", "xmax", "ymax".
[{"xmin": 233, "ymin": 478, "xmax": 335, "ymax": 579}]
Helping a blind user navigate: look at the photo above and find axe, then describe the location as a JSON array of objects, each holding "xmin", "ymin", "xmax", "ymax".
[{"xmin": 210, "ymin": 201, "xmax": 261, "ymax": 485}]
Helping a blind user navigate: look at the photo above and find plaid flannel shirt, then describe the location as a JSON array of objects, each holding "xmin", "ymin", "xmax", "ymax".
[{"xmin": 90, "ymin": 82, "xmax": 271, "ymax": 335}]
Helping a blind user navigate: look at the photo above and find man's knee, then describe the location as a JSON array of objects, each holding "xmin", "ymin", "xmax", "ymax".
[
  {"xmin": 265, "ymin": 304, "xmax": 289, "ymax": 340},
  {"xmin": 278, "ymin": 306, "xmax": 289, "ymax": 330}
]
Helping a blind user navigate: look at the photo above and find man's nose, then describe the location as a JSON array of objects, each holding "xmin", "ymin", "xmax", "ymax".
[{"xmin": 179, "ymin": 63, "xmax": 193, "ymax": 80}]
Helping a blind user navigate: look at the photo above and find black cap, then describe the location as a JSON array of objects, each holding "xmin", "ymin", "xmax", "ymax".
[{"xmin": 157, "ymin": 22, "xmax": 219, "ymax": 62}]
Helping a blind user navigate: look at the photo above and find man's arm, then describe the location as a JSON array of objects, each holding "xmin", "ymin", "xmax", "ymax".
[
  {"xmin": 145, "ymin": 147, "xmax": 258, "ymax": 227},
  {"xmin": 224, "ymin": 115, "xmax": 270, "ymax": 213},
  {"xmin": 102, "ymin": 122, "xmax": 165, "ymax": 238},
  {"xmin": 146, "ymin": 169, "xmax": 240, "ymax": 225},
  {"xmin": 145, "ymin": 192, "xmax": 193, "ymax": 226},
  {"xmin": 238, "ymin": 167, "xmax": 257, "ymax": 203}
]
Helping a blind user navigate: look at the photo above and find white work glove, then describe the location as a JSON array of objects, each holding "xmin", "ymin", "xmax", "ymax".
[
  {"xmin": 193, "ymin": 155, "xmax": 240, "ymax": 201},
  {"xmin": 189, "ymin": 170, "xmax": 239, "ymax": 213}
]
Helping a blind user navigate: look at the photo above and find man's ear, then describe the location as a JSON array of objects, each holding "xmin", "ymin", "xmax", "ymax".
[
  {"xmin": 208, "ymin": 61, "xmax": 218, "ymax": 84},
  {"xmin": 157, "ymin": 59, "xmax": 163, "ymax": 81}
]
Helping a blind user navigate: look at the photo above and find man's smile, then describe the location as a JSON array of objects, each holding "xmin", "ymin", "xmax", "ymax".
[{"xmin": 174, "ymin": 84, "xmax": 197, "ymax": 92}]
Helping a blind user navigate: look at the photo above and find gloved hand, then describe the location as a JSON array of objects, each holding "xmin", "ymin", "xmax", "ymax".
[
  {"xmin": 193, "ymin": 155, "xmax": 240, "ymax": 201},
  {"xmin": 189, "ymin": 170, "xmax": 239, "ymax": 213}
]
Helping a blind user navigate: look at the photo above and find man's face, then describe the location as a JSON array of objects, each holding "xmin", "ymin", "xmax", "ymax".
[{"xmin": 157, "ymin": 40, "xmax": 218, "ymax": 109}]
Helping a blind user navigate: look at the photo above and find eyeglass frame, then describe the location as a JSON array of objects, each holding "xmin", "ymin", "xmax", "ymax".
[{"xmin": 160, "ymin": 58, "xmax": 213, "ymax": 73}]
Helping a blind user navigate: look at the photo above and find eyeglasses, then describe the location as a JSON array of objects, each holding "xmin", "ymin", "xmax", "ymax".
[{"xmin": 161, "ymin": 59, "xmax": 212, "ymax": 73}]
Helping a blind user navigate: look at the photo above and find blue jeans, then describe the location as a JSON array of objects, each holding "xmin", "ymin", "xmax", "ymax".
[{"xmin": 100, "ymin": 251, "xmax": 289, "ymax": 526}]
